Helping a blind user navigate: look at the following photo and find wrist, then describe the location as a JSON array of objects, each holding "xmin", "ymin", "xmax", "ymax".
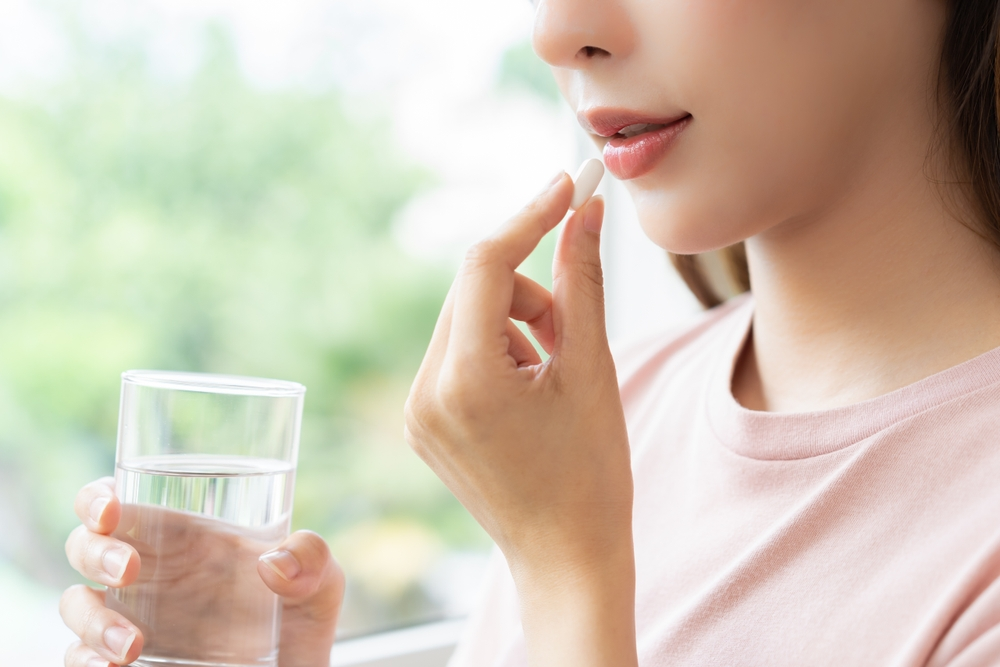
[{"xmin": 508, "ymin": 531, "xmax": 638, "ymax": 667}]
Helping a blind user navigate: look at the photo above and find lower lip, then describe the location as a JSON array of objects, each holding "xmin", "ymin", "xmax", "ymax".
[{"xmin": 602, "ymin": 115, "xmax": 691, "ymax": 180}]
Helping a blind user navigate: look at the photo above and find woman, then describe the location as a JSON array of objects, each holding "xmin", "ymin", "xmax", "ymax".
[{"xmin": 62, "ymin": 0, "xmax": 1000, "ymax": 665}]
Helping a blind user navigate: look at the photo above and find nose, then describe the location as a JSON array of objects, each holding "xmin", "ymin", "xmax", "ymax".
[{"xmin": 532, "ymin": 0, "xmax": 634, "ymax": 69}]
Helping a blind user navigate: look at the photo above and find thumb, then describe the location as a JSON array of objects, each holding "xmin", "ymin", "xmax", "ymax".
[
  {"xmin": 551, "ymin": 195, "xmax": 609, "ymax": 359},
  {"xmin": 258, "ymin": 530, "xmax": 344, "ymax": 667}
]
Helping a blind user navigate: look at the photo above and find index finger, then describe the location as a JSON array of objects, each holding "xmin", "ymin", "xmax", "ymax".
[
  {"xmin": 74, "ymin": 477, "xmax": 120, "ymax": 535},
  {"xmin": 449, "ymin": 173, "xmax": 572, "ymax": 362}
]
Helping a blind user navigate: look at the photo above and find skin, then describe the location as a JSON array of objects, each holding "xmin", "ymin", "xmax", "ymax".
[
  {"xmin": 61, "ymin": 478, "xmax": 343, "ymax": 667},
  {"xmin": 406, "ymin": 0, "xmax": 1000, "ymax": 664},
  {"xmin": 535, "ymin": 0, "xmax": 1000, "ymax": 411},
  {"xmin": 405, "ymin": 185, "xmax": 636, "ymax": 665},
  {"xmin": 62, "ymin": 0, "xmax": 1000, "ymax": 664}
]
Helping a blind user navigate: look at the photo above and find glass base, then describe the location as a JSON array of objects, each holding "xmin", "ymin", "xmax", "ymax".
[{"xmin": 133, "ymin": 657, "xmax": 276, "ymax": 667}]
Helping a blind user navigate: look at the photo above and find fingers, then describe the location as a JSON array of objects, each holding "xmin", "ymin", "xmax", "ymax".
[
  {"xmin": 64, "ymin": 641, "xmax": 109, "ymax": 667},
  {"xmin": 506, "ymin": 320, "xmax": 543, "ymax": 368},
  {"xmin": 449, "ymin": 173, "xmax": 572, "ymax": 364},
  {"xmin": 74, "ymin": 478, "xmax": 119, "ymax": 535},
  {"xmin": 405, "ymin": 284, "xmax": 456, "ymax": 460},
  {"xmin": 65, "ymin": 479, "xmax": 136, "ymax": 666},
  {"xmin": 65, "ymin": 526, "xmax": 140, "ymax": 588},
  {"xmin": 259, "ymin": 531, "xmax": 344, "ymax": 667},
  {"xmin": 551, "ymin": 195, "xmax": 609, "ymax": 361},
  {"xmin": 60, "ymin": 585, "xmax": 143, "ymax": 666},
  {"xmin": 478, "ymin": 173, "xmax": 572, "ymax": 273},
  {"xmin": 258, "ymin": 530, "xmax": 344, "ymax": 605},
  {"xmin": 412, "ymin": 283, "xmax": 456, "ymax": 389},
  {"xmin": 511, "ymin": 273, "xmax": 554, "ymax": 355}
]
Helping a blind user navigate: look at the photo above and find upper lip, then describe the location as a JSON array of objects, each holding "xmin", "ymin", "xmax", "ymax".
[{"xmin": 577, "ymin": 107, "xmax": 691, "ymax": 138}]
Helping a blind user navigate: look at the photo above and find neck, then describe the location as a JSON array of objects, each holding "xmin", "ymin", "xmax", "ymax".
[{"xmin": 734, "ymin": 149, "xmax": 1000, "ymax": 413}]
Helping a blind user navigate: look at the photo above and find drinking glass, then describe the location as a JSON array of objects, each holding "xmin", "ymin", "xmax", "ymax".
[{"xmin": 107, "ymin": 370, "xmax": 305, "ymax": 667}]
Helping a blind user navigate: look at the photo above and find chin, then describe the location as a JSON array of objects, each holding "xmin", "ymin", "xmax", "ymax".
[{"xmin": 628, "ymin": 187, "xmax": 756, "ymax": 255}]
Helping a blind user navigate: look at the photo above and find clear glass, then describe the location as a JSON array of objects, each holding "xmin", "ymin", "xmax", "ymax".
[{"xmin": 108, "ymin": 371, "xmax": 305, "ymax": 667}]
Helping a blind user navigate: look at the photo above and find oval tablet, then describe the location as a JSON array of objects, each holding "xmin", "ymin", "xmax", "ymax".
[{"xmin": 570, "ymin": 158, "xmax": 605, "ymax": 210}]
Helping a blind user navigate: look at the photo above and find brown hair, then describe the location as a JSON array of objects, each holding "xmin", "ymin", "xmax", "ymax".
[{"xmin": 671, "ymin": 1, "xmax": 1000, "ymax": 309}]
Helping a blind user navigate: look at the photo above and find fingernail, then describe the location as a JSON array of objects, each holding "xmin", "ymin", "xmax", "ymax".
[
  {"xmin": 583, "ymin": 197, "xmax": 603, "ymax": 233},
  {"xmin": 104, "ymin": 625, "xmax": 136, "ymax": 662},
  {"xmin": 103, "ymin": 547, "xmax": 130, "ymax": 581},
  {"xmin": 90, "ymin": 496, "xmax": 111, "ymax": 524},
  {"xmin": 87, "ymin": 658, "xmax": 110, "ymax": 667},
  {"xmin": 260, "ymin": 549, "xmax": 301, "ymax": 582}
]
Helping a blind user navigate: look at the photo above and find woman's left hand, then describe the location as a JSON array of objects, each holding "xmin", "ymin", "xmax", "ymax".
[
  {"xmin": 404, "ymin": 173, "xmax": 637, "ymax": 666},
  {"xmin": 62, "ymin": 478, "xmax": 344, "ymax": 667}
]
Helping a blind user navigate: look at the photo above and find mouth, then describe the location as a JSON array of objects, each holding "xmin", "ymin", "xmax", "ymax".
[
  {"xmin": 614, "ymin": 122, "xmax": 669, "ymax": 139},
  {"xmin": 578, "ymin": 109, "xmax": 692, "ymax": 180}
]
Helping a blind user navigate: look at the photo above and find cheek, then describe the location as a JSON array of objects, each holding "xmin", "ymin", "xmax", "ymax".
[{"xmin": 629, "ymin": 0, "xmax": 904, "ymax": 253}]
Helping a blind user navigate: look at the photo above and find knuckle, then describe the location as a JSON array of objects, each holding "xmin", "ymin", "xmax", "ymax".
[
  {"xmin": 402, "ymin": 409, "xmax": 418, "ymax": 444},
  {"xmin": 78, "ymin": 481, "xmax": 98, "ymax": 500},
  {"xmin": 463, "ymin": 238, "xmax": 500, "ymax": 269},
  {"xmin": 435, "ymin": 376, "xmax": 468, "ymax": 417},
  {"xmin": 79, "ymin": 599, "xmax": 105, "ymax": 641},
  {"xmin": 404, "ymin": 362, "xmax": 487, "ymax": 458},
  {"xmin": 404, "ymin": 384, "xmax": 443, "ymax": 442},
  {"xmin": 402, "ymin": 396, "xmax": 426, "ymax": 442},
  {"xmin": 64, "ymin": 526, "xmax": 87, "ymax": 567},
  {"xmin": 82, "ymin": 534, "xmax": 107, "ymax": 575},
  {"xmin": 326, "ymin": 555, "xmax": 347, "ymax": 594},
  {"xmin": 403, "ymin": 417, "xmax": 431, "ymax": 460},
  {"xmin": 64, "ymin": 641, "xmax": 85, "ymax": 667},
  {"xmin": 520, "ymin": 189, "xmax": 560, "ymax": 222},
  {"xmin": 307, "ymin": 575, "xmax": 345, "ymax": 626},
  {"xmin": 517, "ymin": 202, "xmax": 547, "ymax": 231},
  {"xmin": 58, "ymin": 585, "xmax": 83, "ymax": 620},
  {"xmin": 402, "ymin": 390, "xmax": 422, "ymax": 425},
  {"xmin": 300, "ymin": 530, "xmax": 331, "ymax": 563},
  {"xmin": 573, "ymin": 253, "xmax": 604, "ymax": 281},
  {"xmin": 436, "ymin": 365, "xmax": 487, "ymax": 420},
  {"xmin": 78, "ymin": 477, "xmax": 113, "ymax": 504},
  {"xmin": 438, "ymin": 389, "xmax": 484, "ymax": 426},
  {"xmin": 571, "ymin": 259, "xmax": 605, "ymax": 301}
]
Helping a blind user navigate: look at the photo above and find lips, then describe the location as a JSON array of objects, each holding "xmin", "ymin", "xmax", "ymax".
[{"xmin": 579, "ymin": 109, "xmax": 692, "ymax": 180}]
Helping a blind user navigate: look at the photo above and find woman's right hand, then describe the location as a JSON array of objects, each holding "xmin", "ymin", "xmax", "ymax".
[
  {"xmin": 404, "ymin": 173, "xmax": 637, "ymax": 665},
  {"xmin": 61, "ymin": 477, "xmax": 345, "ymax": 667}
]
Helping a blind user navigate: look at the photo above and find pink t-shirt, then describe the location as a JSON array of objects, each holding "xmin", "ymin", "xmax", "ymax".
[{"xmin": 448, "ymin": 295, "xmax": 1000, "ymax": 667}]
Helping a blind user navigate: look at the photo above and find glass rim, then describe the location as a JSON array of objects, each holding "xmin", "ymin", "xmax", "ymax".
[{"xmin": 121, "ymin": 370, "xmax": 306, "ymax": 397}]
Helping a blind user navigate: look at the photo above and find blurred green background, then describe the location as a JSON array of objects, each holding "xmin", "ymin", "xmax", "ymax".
[{"xmin": 0, "ymin": 9, "xmax": 562, "ymax": 637}]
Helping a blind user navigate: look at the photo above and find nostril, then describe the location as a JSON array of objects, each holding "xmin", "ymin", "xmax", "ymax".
[{"xmin": 582, "ymin": 46, "xmax": 610, "ymax": 58}]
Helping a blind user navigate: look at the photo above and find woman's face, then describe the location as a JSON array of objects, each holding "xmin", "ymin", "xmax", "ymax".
[{"xmin": 533, "ymin": 0, "xmax": 947, "ymax": 253}]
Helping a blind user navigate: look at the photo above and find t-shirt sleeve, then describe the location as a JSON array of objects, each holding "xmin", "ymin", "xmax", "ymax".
[{"xmin": 447, "ymin": 547, "xmax": 526, "ymax": 667}]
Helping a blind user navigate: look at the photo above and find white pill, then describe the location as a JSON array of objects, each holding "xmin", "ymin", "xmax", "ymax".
[{"xmin": 570, "ymin": 158, "xmax": 605, "ymax": 210}]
